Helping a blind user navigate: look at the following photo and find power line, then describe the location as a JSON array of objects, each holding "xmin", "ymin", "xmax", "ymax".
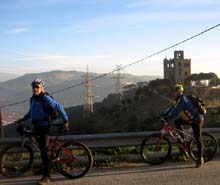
[
  {"xmin": 122, "ymin": 23, "xmax": 220, "ymax": 69},
  {"xmin": 1, "ymin": 99, "xmax": 29, "ymax": 109},
  {"xmin": 1, "ymin": 23, "xmax": 220, "ymax": 109}
]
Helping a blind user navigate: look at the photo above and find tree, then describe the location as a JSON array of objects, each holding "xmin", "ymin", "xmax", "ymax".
[
  {"xmin": 148, "ymin": 79, "xmax": 172, "ymax": 89},
  {"xmin": 209, "ymin": 77, "xmax": 220, "ymax": 86},
  {"xmin": 188, "ymin": 72, "xmax": 219, "ymax": 86}
]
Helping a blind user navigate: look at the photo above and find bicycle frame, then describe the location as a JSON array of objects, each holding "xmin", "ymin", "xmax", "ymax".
[
  {"xmin": 19, "ymin": 131, "xmax": 40, "ymax": 152},
  {"xmin": 19, "ymin": 126, "xmax": 75, "ymax": 165},
  {"xmin": 140, "ymin": 121, "xmax": 218, "ymax": 165},
  {"xmin": 49, "ymin": 133, "xmax": 75, "ymax": 164},
  {"xmin": 0, "ymin": 123, "xmax": 93, "ymax": 179},
  {"xmin": 159, "ymin": 122, "xmax": 194, "ymax": 152}
]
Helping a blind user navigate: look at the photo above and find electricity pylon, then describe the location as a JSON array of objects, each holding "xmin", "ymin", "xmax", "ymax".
[
  {"xmin": 0, "ymin": 108, "xmax": 4, "ymax": 138},
  {"xmin": 82, "ymin": 65, "xmax": 94, "ymax": 118},
  {"xmin": 112, "ymin": 65, "xmax": 124, "ymax": 101}
]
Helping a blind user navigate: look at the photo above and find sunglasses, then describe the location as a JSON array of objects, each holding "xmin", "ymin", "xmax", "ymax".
[{"xmin": 32, "ymin": 85, "xmax": 40, "ymax": 89}]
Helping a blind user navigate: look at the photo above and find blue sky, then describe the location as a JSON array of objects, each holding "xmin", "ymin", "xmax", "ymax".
[{"xmin": 0, "ymin": 0, "xmax": 220, "ymax": 76}]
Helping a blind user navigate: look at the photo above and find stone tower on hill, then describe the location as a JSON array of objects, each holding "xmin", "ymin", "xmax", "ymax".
[{"xmin": 164, "ymin": 50, "xmax": 191, "ymax": 86}]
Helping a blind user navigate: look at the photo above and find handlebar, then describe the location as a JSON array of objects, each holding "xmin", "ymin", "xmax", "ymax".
[
  {"xmin": 156, "ymin": 113, "xmax": 168, "ymax": 125},
  {"xmin": 52, "ymin": 122, "xmax": 69, "ymax": 133},
  {"xmin": 16, "ymin": 124, "xmax": 33, "ymax": 137},
  {"xmin": 14, "ymin": 120, "xmax": 22, "ymax": 126},
  {"xmin": 14, "ymin": 119, "xmax": 69, "ymax": 135},
  {"xmin": 157, "ymin": 113, "xmax": 163, "ymax": 119}
]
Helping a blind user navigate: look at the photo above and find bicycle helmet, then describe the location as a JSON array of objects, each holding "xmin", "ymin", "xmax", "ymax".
[
  {"xmin": 174, "ymin": 84, "xmax": 184, "ymax": 92},
  {"xmin": 31, "ymin": 78, "xmax": 44, "ymax": 87}
]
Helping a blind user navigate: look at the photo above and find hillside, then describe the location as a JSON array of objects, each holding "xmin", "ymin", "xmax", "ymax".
[
  {"xmin": 4, "ymin": 80, "xmax": 169, "ymax": 137},
  {"xmin": 4, "ymin": 79, "xmax": 220, "ymax": 137},
  {"xmin": 0, "ymin": 73, "xmax": 19, "ymax": 82},
  {"xmin": 65, "ymin": 79, "xmax": 220, "ymax": 135},
  {"xmin": 0, "ymin": 70, "xmax": 159, "ymax": 122}
]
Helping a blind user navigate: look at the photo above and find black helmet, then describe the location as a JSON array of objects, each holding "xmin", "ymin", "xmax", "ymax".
[{"xmin": 31, "ymin": 78, "xmax": 44, "ymax": 87}]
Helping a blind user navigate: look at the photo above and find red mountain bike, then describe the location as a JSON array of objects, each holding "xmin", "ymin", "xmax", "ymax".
[
  {"xmin": 140, "ymin": 120, "xmax": 218, "ymax": 165},
  {"xmin": 0, "ymin": 122, "xmax": 93, "ymax": 179}
]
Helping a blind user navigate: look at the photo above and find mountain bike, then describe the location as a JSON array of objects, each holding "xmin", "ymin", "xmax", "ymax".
[
  {"xmin": 0, "ymin": 122, "xmax": 93, "ymax": 179},
  {"xmin": 140, "ymin": 120, "xmax": 218, "ymax": 165}
]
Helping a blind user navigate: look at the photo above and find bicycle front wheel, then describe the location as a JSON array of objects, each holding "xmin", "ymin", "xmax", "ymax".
[
  {"xmin": 56, "ymin": 141, "xmax": 93, "ymax": 179},
  {"xmin": 189, "ymin": 132, "xmax": 218, "ymax": 162},
  {"xmin": 140, "ymin": 134, "xmax": 171, "ymax": 165},
  {"xmin": 0, "ymin": 144, "xmax": 34, "ymax": 177}
]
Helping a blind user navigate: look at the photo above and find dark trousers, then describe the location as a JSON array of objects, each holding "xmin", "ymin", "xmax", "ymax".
[
  {"xmin": 175, "ymin": 117, "xmax": 204, "ymax": 159},
  {"xmin": 35, "ymin": 125, "xmax": 50, "ymax": 176}
]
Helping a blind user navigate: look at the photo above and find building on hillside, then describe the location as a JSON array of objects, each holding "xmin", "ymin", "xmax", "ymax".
[
  {"xmin": 123, "ymin": 82, "xmax": 137, "ymax": 91},
  {"xmin": 163, "ymin": 50, "xmax": 191, "ymax": 86}
]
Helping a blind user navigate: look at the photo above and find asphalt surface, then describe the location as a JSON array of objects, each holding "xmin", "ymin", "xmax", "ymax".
[{"xmin": 1, "ymin": 159, "xmax": 220, "ymax": 185}]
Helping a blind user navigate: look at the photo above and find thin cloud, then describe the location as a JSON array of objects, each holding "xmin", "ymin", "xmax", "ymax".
[
  {"xmin": 1, "ymin": 0, "xmax": 79, "ymax": 9},
  {"xmin": 3, "ymin": 53, "xmax": 116, "ymax": 75},
  {"xmin": 15, "ymin": 54, "xmax": 110, "ymax": 62},
  {"xmin": 6, "ymin": 27, "xmax": 29, "ymax": 34},
  {"xmin": 126, "ymin": 0, "xmax": 220, "ymax": 8}
]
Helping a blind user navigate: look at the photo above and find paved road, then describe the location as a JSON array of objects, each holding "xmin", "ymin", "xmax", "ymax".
[{"xmin": 1, "ymin": 160, "xmax": 220, "ymax": 185}]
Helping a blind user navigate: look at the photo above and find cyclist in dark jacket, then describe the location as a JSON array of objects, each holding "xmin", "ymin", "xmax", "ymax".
[
  {"xmin": 162, "ymin": 84, "xmax": 204, "ymax": 168},
  {"xmin": 18, "ymin": 79, "xmax": 69, "ymax": 185}
]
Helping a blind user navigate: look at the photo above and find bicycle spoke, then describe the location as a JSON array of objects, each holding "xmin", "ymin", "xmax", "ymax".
[
  {"xmin": 56, "ymin": 142, "xmax": 93, "ymax": 179},
  {"xmin": 0, "ymin": 145, "xmax": 33, "ymax": 177},
  {"xmin": 140, "ymin": 134, "xmax": 171, "ymax": 165},
  {"xmin": 189, "ymin": 133, "xmax": 218, "ymax": 162}
]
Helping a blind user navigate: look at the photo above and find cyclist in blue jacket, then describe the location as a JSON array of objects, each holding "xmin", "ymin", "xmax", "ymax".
[
  {"xmin": 162, "ymin": 84, "xmax": 204, "ymax": 168},
  {"xmin": 18, "ymin": 79, "xmax": 69, "ymax": 185}
]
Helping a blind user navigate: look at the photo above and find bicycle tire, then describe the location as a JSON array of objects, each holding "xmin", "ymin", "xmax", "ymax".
[
  {"xmin": 140, "ymin": 134, "xmax": 172, "ymax": 165},
  {"xmin": 0, "ymin": 144, "xmax": 34, "ymax": 177},
  {"xmin": 189, "ymin": 132, "xmax": 218, "ymax": 162},
  {"xmin": 55, "ymin": 141, "xmax": 93, "ymax": 179}
]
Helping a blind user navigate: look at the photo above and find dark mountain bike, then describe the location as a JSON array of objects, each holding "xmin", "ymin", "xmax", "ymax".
[
  {"xmin": 0, "ymin": 122, "xmax": 93, "ymax": 179},
  {"xmin": 140, "ymin": 120, "xmax": 218, "ymax": 165}
]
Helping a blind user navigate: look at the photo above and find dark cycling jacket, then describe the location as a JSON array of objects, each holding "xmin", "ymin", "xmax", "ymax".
[
  {"xmin": 23, "ymin": 94, "xmax": 68, "ymax": 126},
  {"xmin": 163, "ymin": 95, "xmax": 204, "ymax": 122}
]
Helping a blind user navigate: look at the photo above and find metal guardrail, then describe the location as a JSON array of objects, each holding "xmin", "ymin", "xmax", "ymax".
[
  {"xmin": 0, "ymin": 127, "xmax": 220, "ymax": 148},
  {"xmin": 0, "ymin": 127, "xmax": 219, "ymax": 164}
]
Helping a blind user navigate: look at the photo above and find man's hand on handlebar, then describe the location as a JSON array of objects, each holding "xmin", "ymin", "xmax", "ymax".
[
  {"xmin": 60, "ymin": 121, "xmax": 69, "ymax": 132},
  {"xmin": 64, "ymin": 122, "xmax": 69, "ymax": 131},
  {"xmin": 160, "ymin": 118, "xmax": 167, "ymax": 124},
  {"xmin": 157, "ymin": 113, "xmax": 164, "ymax": 119},
  {"xmin": 156, "ymin": 113, "xmax": 167, "ymax": 124}
]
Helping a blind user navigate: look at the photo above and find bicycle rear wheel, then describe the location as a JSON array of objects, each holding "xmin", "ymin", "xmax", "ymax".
[
  {"xmin": 189, "ymin": 132, "xmax": 218, "ymax": 162},
  {"xmin": 140, "ymin": 134, "xmax": 171, "ymax": 165},
  {"xmin": 56, "ymin": 141, "xmax": 93, "ymax": 179},
  {"xmin": 0, "ymin": 144, "xmax": 34, "ymax": 177}
]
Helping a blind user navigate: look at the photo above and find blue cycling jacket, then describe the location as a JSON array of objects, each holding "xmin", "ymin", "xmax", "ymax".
[
  {"xmin": 23, "ymin": 94, "xmax": 68, "ymax": 126},
  {"xmin": 163, "ymin": 95, "xmax": 203, "ymax": 122}
]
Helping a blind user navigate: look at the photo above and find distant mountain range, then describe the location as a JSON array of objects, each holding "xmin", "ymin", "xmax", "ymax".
[
  {"xmin": 0, "ymin": 73, "xmax": 19, "ymax": 82},
  {"xmin": 0, "ymin": 70, "xmax": 160, "ymax": 121}
]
